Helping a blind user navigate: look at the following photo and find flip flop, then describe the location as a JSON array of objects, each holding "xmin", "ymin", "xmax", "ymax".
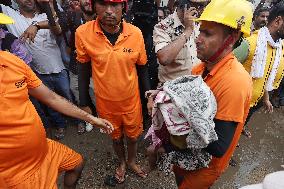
[
  {"xmin": 54, "ymin": 128, "xmax": 65, "ymax": 140},
  {"xmin": 128, "ymin": 164, "xmax": 147, "ymax": 179},
  {"xmin": 77, "ymin": 122, "xmax": 85, "ymax": 134},
  {"xmin": 115, "ymin": 167, "xmax": 126, "ymax": 184},
  {"xmin": 241, "ymin": 129, "xmax": 252, "ymax": 138},
  {"xmin": 104, "ymin": 175, "xmax": 117, "ymax": 187}
]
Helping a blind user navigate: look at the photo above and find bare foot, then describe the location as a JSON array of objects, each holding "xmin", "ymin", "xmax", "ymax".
[
  {"xmin": 127, "ymin": 162, "xmax": 147, "ymax": 178},
  {"xmin": 115, "ymin": 163, "xmax": 126, "ymax": 184}
]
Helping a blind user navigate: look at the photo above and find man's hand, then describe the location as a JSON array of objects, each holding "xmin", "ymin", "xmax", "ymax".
[
  {"xmin": 90, "ymin": 117, "xmax": 114, "ymax": 134},
  {"xmin": 183, "ymin": 6, "xmax": 198, "ymax": 37},
  {"xmin": 263, "ymin": 99, "xmax": 273, "ymax": 113},
  {"xmin": 147, "ymin": 97, "xmax": 154, "ymax": 116},
  {"xmin": 81, "ymin": 106, "xmax": 92, "ymax": 115},
  {"xmin": 20, "ymin": 25, "xmax": 38, "ymax": 43},
  {"xmin": 263, "ymin": 90, "xmax": 273, "ymax": 113}
]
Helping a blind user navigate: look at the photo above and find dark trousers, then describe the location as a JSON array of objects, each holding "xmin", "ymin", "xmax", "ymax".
[
  {"xmin": 245, "ymin": 101, "xmax": 263, "ymax": 126},
  {"xmin": 36, "ymin": 69, "xmax": 79, "ymax": 128}
]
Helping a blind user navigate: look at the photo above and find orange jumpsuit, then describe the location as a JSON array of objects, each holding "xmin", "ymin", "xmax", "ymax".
[
  {"xmin": 0, "ymin": 51, "xmax": 82, "ymax": 188},
  {"xmin": 76, "ymin": 19, "xmax": 147, "ymax": 139},
  {"xmin": 173, "ymin": 53, "xmax": 252, "ymax": 189}
]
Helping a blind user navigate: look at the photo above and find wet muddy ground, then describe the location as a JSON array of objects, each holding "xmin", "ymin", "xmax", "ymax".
[{"xmin": 57, "ymin": 107, "xmax": 284, "ymax": 189}]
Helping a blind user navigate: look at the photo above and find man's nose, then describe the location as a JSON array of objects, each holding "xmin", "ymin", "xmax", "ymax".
[{"xmin": 105, "ymin": 5, "xmax": 114, "ymax": 14}]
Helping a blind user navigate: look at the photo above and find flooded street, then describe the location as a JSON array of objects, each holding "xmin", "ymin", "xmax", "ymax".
[{"xmin": 58, "ymin": 107, "xmax": 284, "ymax": 189}]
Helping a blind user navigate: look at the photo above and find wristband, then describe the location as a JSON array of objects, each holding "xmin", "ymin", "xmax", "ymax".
[{"xmin": 31, "ymin": 21, "xmax": 40, "ymax": 30}]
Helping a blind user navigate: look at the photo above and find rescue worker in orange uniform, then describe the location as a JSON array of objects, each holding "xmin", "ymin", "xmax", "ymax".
[
  {"xmin": 172, "ymin": 0, "xmax": 253, "ymax": 188},
  {"xmin": 76, "ymin": 0, "xmax": 150, "ymax": 184},
  {"xmin": 0, "ymin": 12, "xmax": 113, "ymax": 189}
]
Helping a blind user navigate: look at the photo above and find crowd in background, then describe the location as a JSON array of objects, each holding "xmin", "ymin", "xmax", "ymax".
[{"xmin": 0, "ymin": 0, "xmax": 284, "ymax": 188}]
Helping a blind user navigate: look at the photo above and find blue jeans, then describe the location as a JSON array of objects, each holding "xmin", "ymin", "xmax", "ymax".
[{"xmin": 36, "ymin": 69, "xmax": 78, "ymax": 128}]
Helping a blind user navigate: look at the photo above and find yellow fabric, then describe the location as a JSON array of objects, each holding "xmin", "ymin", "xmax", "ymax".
[
  {"xmin": 0, "ymin": 13, "xmax": 14, "ymax": 24},
  {"xmin": 243, "ymin": 31, "xmax": 284, "ymax": 107},
  {"xmin": 196, "ymin": 0, "xmax": 253, "ymax": 37}
]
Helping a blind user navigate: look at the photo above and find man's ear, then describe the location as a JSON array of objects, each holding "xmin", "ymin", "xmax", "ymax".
[
  {"xmin": 231, "ymin": 30, "xmax": 242, "ymax": 44},
  {"xmin": 274, "ymin": 16, "xmax": 283, "ymax": 27}
]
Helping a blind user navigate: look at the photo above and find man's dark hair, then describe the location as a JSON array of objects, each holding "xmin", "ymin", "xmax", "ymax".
[
  {"xmin": 158, "ymin": 6, "xmax": 164, "ymax": 12},
  {"xmin": 268, "ymin": 0, "xmax": 284, "ymax": 24},
  {"xmin": 253, "ymin": 6, "xmax": 270, "ymax": 19},
  {"xmin": 0, "ymin": 0, "xmax": 12, "ymax": 6}
]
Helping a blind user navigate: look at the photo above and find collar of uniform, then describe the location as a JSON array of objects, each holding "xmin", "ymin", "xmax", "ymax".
[
  {"xmin": 208, "ymin": 52, "xmax": 235, "ymax": 76},
  {"xmin": 94, "ymin": 19, "xmax": 132, "ymax": 37},
  {"xmin": 173, "ymin": 11, "xmax": 184, "ymax": 29},
  {"xmin": 0, "ymin": 52, "xmax": 8, "ymax": 67}
]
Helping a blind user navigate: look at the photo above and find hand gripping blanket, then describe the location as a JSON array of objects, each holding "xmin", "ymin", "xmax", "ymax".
[{"xmin": 145, "ymin": 75, "xmax": 218, "ymax": 174}]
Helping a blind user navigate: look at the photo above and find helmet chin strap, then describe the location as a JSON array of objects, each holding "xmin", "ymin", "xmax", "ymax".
[{"xmin": 205, "ymin": 34, "xmax": 234, "ymax": 64}]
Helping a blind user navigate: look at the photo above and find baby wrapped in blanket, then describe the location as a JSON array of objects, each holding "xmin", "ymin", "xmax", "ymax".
[{"xmin": 145, "ymin": 75, "xmax": 218, "ymax": 174}]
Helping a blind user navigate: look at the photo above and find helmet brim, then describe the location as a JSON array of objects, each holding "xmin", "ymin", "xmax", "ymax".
[{"xmin": 0, "ymin": 13, "xmax": 14, "ymax": 24}]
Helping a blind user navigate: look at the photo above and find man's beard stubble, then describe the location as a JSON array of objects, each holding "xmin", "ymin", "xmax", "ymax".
[{"xmin": 80, "ymin": 4, "xmax": 94, "ymax": 16}]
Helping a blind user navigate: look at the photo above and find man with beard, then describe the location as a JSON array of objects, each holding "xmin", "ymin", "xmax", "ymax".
[
  {"xmin": 76, "ymin": 0, "xmax": 150, "ymax": 184},
  {"xmin": 252, "ymin": 5, "xmax": 270, "ymax": 32},
  {"xmin": 172, "ymin": 0, "xmax": 253, "ymax": 188},
  {"xmin": 59, "ymin": 0, "xmax": 97, "ymax": 133},
  {"xmin": 0, "ymin": 11, "xmax": 114, "ymax": 189},
  {"xmin": 234, "ymin": 0, "xmax": 284, "ymax": 138}
]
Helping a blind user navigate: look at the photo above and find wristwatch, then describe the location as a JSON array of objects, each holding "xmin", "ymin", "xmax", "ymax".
[{"xmin": 31, "ymin": 21, "xmax": 40, "ymax": 30}]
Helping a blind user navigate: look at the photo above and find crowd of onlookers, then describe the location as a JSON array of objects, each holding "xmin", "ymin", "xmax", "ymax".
[
  {"xmin": 1, "ymin": 0, "xmax": 284, "ymax": 188},
  {"xmin": 0, "ymin": 0, "xmax": 283, "ymax": 139}
]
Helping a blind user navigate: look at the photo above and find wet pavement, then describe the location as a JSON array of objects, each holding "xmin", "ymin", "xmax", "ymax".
[{"xmin": 57, "ymin": 107, "xmax": 284, "ymax": 189}]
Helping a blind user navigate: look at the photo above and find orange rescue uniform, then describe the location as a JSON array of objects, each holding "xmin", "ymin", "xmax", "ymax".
[
  {"xmin": 0, "ymin": 51, "xmax": 82, "ymax": 188},
  {"xmin": 75, "ymin": 19, "xmax": 147, "ymax": 139},
  {"xmin": 173, "ymin": 53, "xmax": 252, "ymax": 189}
]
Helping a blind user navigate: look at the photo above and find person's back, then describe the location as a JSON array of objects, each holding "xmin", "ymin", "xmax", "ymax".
[{"xmin": 0, "ymin": 50, "xmax": 48, "ymax": 185}]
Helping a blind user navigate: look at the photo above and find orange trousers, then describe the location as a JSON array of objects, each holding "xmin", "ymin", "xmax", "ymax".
[
  {"xmin": 173, "ymin": 165, "xmax": 221, "ymax": 189},
  {"xmin": 7, "ymin": 139, "xmax": 82, "ymax": 189}
]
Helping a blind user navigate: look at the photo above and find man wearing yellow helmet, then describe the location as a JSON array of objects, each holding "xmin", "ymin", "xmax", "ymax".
[
  {"xmin": 234, "ymin": 1, "xmax": 284, "ymax": 137},
  {"xmin": 173, "ymin": 0, "xmax": 253, "ymax": 188}
]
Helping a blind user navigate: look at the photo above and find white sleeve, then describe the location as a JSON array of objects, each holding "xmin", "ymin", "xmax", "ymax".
[{"xmin": 0, "ymin": 4, "xmax": 17, "ymax": 18}]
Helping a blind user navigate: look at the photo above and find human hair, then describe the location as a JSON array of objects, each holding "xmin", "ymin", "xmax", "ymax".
[
  {"xmin": 158, "ymin": 6, "xmax": 164, "ymax": 12},
  {"xmin": 253, "ymin": 6, "xmax": 270, "ymax": 19},
  {"xmin": 268, "ymin": 0, "xmax": 284, "ymax": 24}
]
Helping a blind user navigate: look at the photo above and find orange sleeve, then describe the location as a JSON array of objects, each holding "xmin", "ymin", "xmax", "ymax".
[
  {"xmin": 136, "ymin": 34, "xmax": 147, "ymax": 65},
  {"xmin": 215, "ymin": 77, "xmax": 251, "ymax": 123},
  {"xmin": 75, "ymin": 30, "xmax": 91, "ymax": 63},
  {"xmin": 24, "ymin": 60, "xmax": 42, "ymax": 89},
  {"xmin": 0, "ymin": 174, "xmax": 7, "ymax": 189}
]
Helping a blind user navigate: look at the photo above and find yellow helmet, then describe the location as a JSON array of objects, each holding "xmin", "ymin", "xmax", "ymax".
[
  {"xmin": 0, "ymin": 13, "xmax": 14, "ymax": 24},
  {"xmin": 196, "ymin": 0, "xmax": 253, "ymax": 37}
]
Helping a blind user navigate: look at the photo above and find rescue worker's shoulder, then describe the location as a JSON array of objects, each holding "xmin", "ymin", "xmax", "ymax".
[
  {"xmin": 75, "ymin": 20, "xmax": 96, "ymax": 36},
  {"xmin": 228, "ymin": 57, "xmax": 252, "ymax": 86},
  {"xmin": 125, "ymin": 22, "xmax": 143, "ymax": 37},
  {"xmin": 0, "ymin": 50, "xmax": 29, "ymax": 70}
]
